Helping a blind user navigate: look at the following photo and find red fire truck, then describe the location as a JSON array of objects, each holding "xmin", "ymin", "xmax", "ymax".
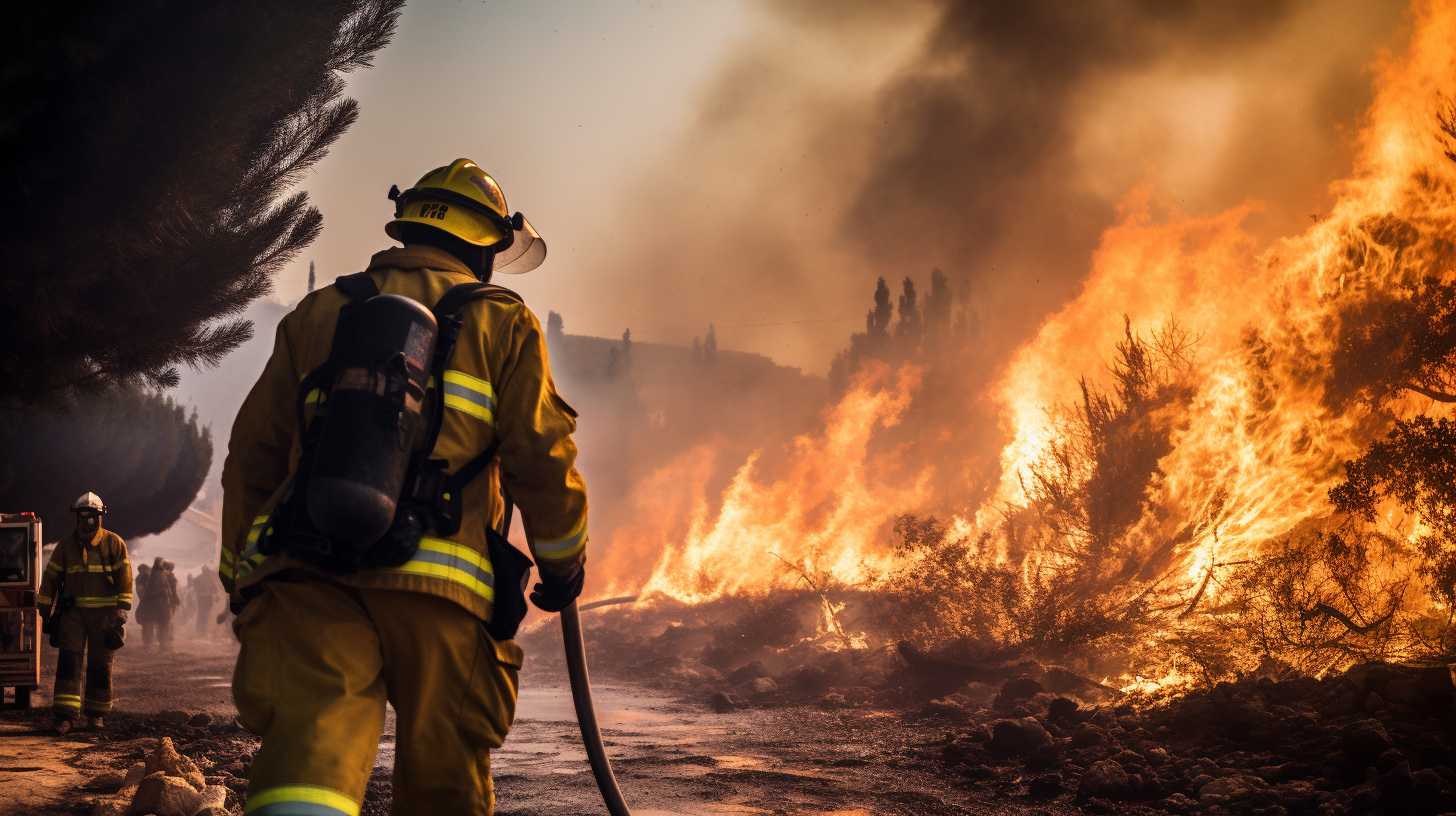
[{"xmin": 0, "ymin": 512, "xmax": 42, "ymax": 708}]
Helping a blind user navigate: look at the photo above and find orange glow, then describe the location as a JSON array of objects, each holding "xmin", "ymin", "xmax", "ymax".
[{"xmin": 595, "ymin": 0, "xmax": 1456, "ymax": 680}]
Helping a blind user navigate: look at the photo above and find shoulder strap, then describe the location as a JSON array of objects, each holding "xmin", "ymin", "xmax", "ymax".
[
  {"xmin": 426, "ymin": 283, "xmax": 520, "ymax": 496},
  {"xmin": 446, "ymin": 439, "xmax": 501, "ymax": 496},
  {"xmin": 333, "ymin": 272, "xmax": 380, "ymax": 303}
]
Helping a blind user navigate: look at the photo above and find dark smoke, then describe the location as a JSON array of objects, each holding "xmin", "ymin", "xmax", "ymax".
[{"xmin": 600, "ymin": 0, "xmax": 1407, "ymax": 374}]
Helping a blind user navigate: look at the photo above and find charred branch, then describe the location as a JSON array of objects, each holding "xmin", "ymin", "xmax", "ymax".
[{"xmin": 1299, "ymin": 602, "xmax": 1395, "ymax": 635}]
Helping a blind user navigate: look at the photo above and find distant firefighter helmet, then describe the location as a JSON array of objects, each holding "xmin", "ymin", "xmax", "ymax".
[
  {"xmin": 72, "ymin": 492, "xmax": 106, "ymax": 514},
  {"xmin": 385, "ymin": 158, "xmax": 546, "ymax": 275}
]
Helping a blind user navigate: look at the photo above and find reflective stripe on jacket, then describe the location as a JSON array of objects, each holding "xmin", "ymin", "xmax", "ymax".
[
  {"xmin": 220, "ymin": 245, "xmax": 588, "ymax": 622},
  {"xmin": 37, "ymin": 529, "xmax": 133, "ymax": 610}
]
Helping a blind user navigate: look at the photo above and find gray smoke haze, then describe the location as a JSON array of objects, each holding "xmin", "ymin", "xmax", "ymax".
[{"xmin": 597, "ymin": 0, "xmax": 1408, "ymax": 374}]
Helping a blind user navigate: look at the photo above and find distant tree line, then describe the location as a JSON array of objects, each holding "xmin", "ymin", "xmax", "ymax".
[{"xmin": 828, "ymin": 268, "xmax": 977, "ymax": 393}]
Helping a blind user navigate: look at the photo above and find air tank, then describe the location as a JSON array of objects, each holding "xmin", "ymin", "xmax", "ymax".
[{"xmin": 307, "ymin": 294, "xmax": 437, "ymax": 550}]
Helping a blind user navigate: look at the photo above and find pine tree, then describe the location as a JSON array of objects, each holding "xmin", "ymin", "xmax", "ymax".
[
  {"xmin": 869, "ymin": 278, "xmax": 893, "ymax": 337},
  {"xmin": 0, "ymin": 1, "xmax": 403, "ymax": 406},
  {"xmin": 0, "ymin": 389, "xmax": 212, "ymax": 539},
  {"xmin": 896, "ymin": 277, "xmax": 922, "ymax": 348},
  {"xmin": 307, "ymin": 260, "xmax": 317, "ymax": 293},
  {"xmin": 705, "ymin": 323, "xmax": 718, "ymax": 363}
]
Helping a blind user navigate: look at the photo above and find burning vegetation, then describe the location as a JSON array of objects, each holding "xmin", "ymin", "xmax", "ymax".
[
  {"xmin": 582, "ymin": 0, "xmax": 1456, "ymax": 694},
  {"xmin": 540, "ymin": 4, "xmax": 1456, "ymax": 811}
]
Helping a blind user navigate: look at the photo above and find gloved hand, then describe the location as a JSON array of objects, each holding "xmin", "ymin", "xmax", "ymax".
[
  {"xmin": 529, "ymin": 567, "xmax": 584, "ymax": 613},
  {"xmin": 110, "ymin": 608, "xmax": 128, "ymax": 627},
  {"xmin": 38, "ymin": 611, "xmax": 50, "ymax": 633}
]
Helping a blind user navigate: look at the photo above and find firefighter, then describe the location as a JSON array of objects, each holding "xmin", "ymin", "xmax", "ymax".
[
  {"xmin": 158, "ymin": 560, "xmax": 181, "ymax": 652},
  {"xmin": 136, "ymin": 553, "xmax": 174, "ymax": 649},
  {"xmin": 193, "ymin": 565, "xmax": 220, "ymax": 638},
  {"xmin": 133, "ymin": 563, "xmax": 151, "ymax": 646},
  {"xmin": 36, "ymin": 492, "xmax": 132, "ymax": 733},
  {"xmin": 223, "ymin": 158, "xmax": 587, "ymax": 816}
]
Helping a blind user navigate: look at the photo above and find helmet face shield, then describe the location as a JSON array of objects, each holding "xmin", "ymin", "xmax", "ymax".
[{"xmin": 492, "ymin": 213, "xmax": 546, "ymax": 275}]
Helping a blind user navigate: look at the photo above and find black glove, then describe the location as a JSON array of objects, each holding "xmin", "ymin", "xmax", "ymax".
[
  {"xmin": 529, "ymin": 567, "xmax": 584, "ymax": 613},
  {"xmin": 110, "ymin": 608, "xmax": 128, "ymax": 627}
]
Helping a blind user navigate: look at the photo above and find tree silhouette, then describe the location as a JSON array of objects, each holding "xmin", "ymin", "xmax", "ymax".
[
  {"xmin": 0, "ymin": 390, "xmax": 212, "ymax": 541},
  {"xmin": 896, "ymin": 277, "xmax": 922, "ymax": 348},
  {"xmin": 868, "ymin": 278, "xmax": 893, "ymax": 338},
  {"xmin": 0, "ymin": 1, "xmax": 403, "ymax": 406},
  {"xmin": 704, "ymin": 324, "xmax": 719, "ymax": 363},
  {"xmin": 1331, "ymin": 416, "xmax": 1456, "ymax": 612},
  {"xmin": 925, "ymin": 268, "xmax": 952, "ymax": 346},
  {"xmin": 307, "ymin": 260, "xmax": 317, "ymax": 294}
]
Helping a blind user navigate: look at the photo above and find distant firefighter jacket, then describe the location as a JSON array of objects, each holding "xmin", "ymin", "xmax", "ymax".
[
  {"xmin": 220, "ymin": 245, "xmax": 589, "ymax": 623},
  {"xmin": 38, "ymin": 528, "xmax": 133, "ymax": 611}
]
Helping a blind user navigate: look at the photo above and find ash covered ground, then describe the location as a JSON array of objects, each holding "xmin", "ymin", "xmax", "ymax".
[{"xmin": 1, "ymin": 600, "xmax": 1452, "ymax": 816}]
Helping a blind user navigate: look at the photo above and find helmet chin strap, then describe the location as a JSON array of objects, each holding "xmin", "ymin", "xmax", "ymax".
[{"xmin": 476, "ymin": 247, "xmax": 497, "ymax": 282}]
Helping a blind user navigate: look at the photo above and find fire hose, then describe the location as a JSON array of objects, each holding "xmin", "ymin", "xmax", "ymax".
[
  {"xmin": 562, "ymin": 602, "xmax": 633, "ymax": 816},
  {"xmin": 502, "ymin": 498, "xmax": 632, "ymax": 815}
]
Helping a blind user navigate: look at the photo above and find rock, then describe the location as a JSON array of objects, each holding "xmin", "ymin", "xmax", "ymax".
[
  {"xmin": 1376, "ymin": 747, "xmax": 1407, "ymax": 772},
  {"xmin": 157, "ymin": 710, "xmax": 191, "ymax": 727},
  {"xmin": 141, "ymin": 737, "xmax": 207, "ymax": 792},
  {"xmin": 994, "ymin": 676, "xmax": 1044, "ymax": 710},
  {"xmin": 1046, "ymin": 696, "xmax": 1078, "ymax": 721},
  {"xmin": 1378, "ymin": 759, "xmax": 1415, "ymax": 804},
  {"xmin": 124, "ymin": 763, "xmax": 147, "ymax": 787},
  {"xmin": 725, "ymin": 661, "xmax": 769, "ymax": 685},
  {"xmin": 785, "ymin": 665, "xmax": 833, "ymax": 695},
  {"xmin": 130, "ymin": 772, "xmax": 203, "ymax": 816},
  {"xmin": 1199, "ymin": 775, "xmax": 1253, "ymax": 800},
  {"xmin": 187, "ymin": 713, "xmax": 212, "ymax": 728},
  {"xmin": 707, "ymin": 691, "xmax": 737, "ymax": 713},
  {"xmin": 90, "ymin": 772, "xmax": 128, "ymax": 792},
  {"xmin": 1340, "ymin": 719, "xmax": 1392, "ymax": 764},
  {"xmin": 818, "ymin": 691, "xmax": 847, "ymax": 708},
  {"xmin": 749, "ymin": 677, "xmax": 777, "ymax": 695},
  {"xmin": 1078, "ymin": 759, "xmax": 1131, "ymax": 801},
  {"xmin": 1071, "ymin": 723, "xmax": 1105, "ymax": 748},
  {"xmin": 90, "ymin": 798, "xmax": 129, "ymax": 816},
  {"xmin": 194, "ymin": 784, "xmax": 229, "ymax": 812},
  {"xmin": 988, "ymin": 717, "xmax": 1053, "ymax": 757},
  {"xmin": 916, "ymin": 697, "xmax": 971, "ymax": 722},
  {"xmin": 1160, "ymin": 792, "xmax": 1196, "ymax": 813},
  {"xmin": 1027, "ymin": 772, "xmax": 1064, "ymax": 798}
]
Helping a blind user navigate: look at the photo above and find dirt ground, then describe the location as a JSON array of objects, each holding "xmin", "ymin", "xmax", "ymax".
[{"xmin": 0, "ymin": 633, "xmax": 1064, "ymax": 816}]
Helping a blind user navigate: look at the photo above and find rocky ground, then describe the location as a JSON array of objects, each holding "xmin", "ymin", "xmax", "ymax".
[{"xmin": 2, "ymin": 607, "xmax": 1453, "ymax": 815}]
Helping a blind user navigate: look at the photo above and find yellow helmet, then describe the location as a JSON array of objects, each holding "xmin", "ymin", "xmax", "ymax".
[{"xmin": 385, "ymin": 158, "xmax": 546, "ymax": 275}]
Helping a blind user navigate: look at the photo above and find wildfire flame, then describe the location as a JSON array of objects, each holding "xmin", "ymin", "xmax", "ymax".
[{"xmin": 599, "ymin": 0, "xmax": 1456, "ymax": 674}]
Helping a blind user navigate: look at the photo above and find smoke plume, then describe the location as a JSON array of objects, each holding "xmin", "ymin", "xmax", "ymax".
[{"xmin": 599, "ymin": 0, "xmax": 1407, "ymax": 374}]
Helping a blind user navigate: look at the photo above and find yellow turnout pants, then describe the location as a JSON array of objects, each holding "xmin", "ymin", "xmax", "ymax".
[
  {"xmin": 53, "ymin": 607, "xmax": 117, "ymax": 718},
  {"xmin": 233, "ymin": 577, "xmax": 523, "ymax": 816}
]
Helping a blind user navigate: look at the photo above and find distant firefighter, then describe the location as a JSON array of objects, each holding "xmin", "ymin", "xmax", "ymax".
[
  {"xmin": 193, "ymin": 565, "xmax": 221, "ymax": 638},
  {"xmin": 36, "ymin": 492, "xmax": 132, "ymax": 733},
  {"xmin": 137, "ymin": 557, "xmax": 181, "ymax": 651}
]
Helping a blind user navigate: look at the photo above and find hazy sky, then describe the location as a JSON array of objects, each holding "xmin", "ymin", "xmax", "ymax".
[
  {"xmin": 273, "ymin": 0, "xmax": 1408, "ymax": 375},
  {"xmin": 281, "ymin": 0, "xmax": 749, "ymax": 343}
]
